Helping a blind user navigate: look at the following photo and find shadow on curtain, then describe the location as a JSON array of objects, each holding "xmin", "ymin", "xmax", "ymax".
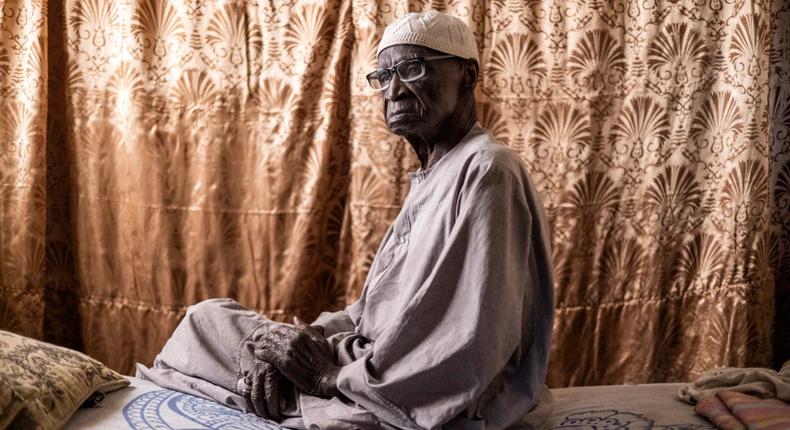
[{"xmin": 0, "ymin": 0, "xmax": 788, "ymax": 386}]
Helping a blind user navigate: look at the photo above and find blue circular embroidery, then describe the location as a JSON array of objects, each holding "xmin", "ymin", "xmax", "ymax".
[{"xmin": 122, "ymin": 390, "xmax": 281, "ymax": 430}]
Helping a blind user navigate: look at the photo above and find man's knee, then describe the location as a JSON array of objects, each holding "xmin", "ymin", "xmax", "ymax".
[
  {"xmin": 187, "ymin": 298, "xmax": 241, "ymax": 315},
  {"xmin": 182, "ymin": 298, "xmax": 270, "ymax": 338}
]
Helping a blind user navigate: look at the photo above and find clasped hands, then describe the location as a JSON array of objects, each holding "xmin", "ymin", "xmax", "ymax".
[{"xmin": 248, "ymin": 317, "xmax": 341, "ymax": 417}]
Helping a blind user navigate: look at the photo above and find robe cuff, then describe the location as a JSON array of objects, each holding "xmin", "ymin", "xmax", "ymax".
[{"xmin": 337, "ymin": 357, "xmax": 419, "ymax": 428}]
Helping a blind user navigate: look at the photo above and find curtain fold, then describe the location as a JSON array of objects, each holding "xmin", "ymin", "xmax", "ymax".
[
  {"xmin": 1, "ymin": 0, "xmax": 788, "ymax": 386},
  {"xmin": 0, "ymin": 0, "xmax": 49, "ymax": 340}
]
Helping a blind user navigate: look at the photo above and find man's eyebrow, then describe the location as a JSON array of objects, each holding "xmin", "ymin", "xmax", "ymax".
[
  {"xmin": 398, "ymin": 54, "xmax": 426, "ymax": 63},
  {"xmin": 380, "ymin": 55, "xmax": 417, "ymax": 68},
  {"xmin": 379, "ymin": 51, "xmax": 426, "ymax": 68}
]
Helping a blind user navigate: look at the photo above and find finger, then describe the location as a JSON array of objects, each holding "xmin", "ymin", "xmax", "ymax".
[
  {"xmin": 311, "ymin": 324, "xmax": 325, "ymax": 336},
  {"xmin": 298, "ymin": 325, "xmax": 331, "ymax": 350},
  {"xmin": 262, "ymin": 343, "xmax": 314, "ymax": 378},
  {"xmin": 293, "ymin": 316, "xmax": 307, "ymax": 327},
  {"xmin": 301, "ymin": 337, "xmax": 331, "ymax": 359},
  {"xmin": 263, "ymin": 349, "xmax": 312, "ymax": 383},
  {"xmin": 286, "ymin": 337, "xmax": 322, "ymax": 363},
  {"xmin": 302, "ymin": 324, "xmax": 327, "ymax": 343},
  {"xmin": 289, "ymin": 374, "xmax": 318, "ymax": 395},
  {"xmin": 255, "ymin": 347, "xmax": 285, "ymax": 368},
  {"xmin": 287, "ymin": 329, "xmax": 327, "ymax": 356},
  {"xmin": 263, "ymin": 364, "xmax": 282, "ymax": 420},
  {"xmin": 290, "ymin": 351, "xmax": 315, "ymax": 371},
  {"xmin": 249, "ymin": 364, "xmax": 269, "ymax": 418}
]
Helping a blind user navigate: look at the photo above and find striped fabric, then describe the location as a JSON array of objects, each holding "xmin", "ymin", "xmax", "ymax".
[
  {"xmin": 696, "ymin": 390, "xmax": 790, "ymax": 430},
  {"xmin": 696, "ymin": 395, "xmax": 746, "ymax": 430}
]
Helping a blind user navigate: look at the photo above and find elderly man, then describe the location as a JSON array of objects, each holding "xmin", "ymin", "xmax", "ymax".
[{"xmin": 137, "ymin": 10, "xmax": 554, "ymax": 429}]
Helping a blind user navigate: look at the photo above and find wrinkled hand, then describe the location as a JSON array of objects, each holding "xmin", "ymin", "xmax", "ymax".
[
  {"xmin": 246, "ymin": 359, "xmax": 288, "ymax": 419},
  {"xmin": 255, "ymin": 318, "xmax": 340, "ymax": 398}
]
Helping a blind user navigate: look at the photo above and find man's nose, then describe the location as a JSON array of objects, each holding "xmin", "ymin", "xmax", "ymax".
[{"xmin": 384, "ymin": 74, "xmax": 407, "ymax": 101}]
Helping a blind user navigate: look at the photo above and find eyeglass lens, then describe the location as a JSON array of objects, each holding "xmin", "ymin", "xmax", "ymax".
[{"xmin": 367, "ymin": 59, "xmax": 425, "ymax": 90}]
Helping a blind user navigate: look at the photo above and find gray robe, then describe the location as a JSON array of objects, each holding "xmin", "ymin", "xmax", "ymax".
[{"xmin": 138, "ymin": 124, "xmax": 555, "ymax": 429}]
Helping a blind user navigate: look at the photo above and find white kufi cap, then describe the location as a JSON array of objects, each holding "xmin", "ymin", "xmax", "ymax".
[{"xmin": 377, "ymin": 10, "xmax": 479, "ymax": 63}]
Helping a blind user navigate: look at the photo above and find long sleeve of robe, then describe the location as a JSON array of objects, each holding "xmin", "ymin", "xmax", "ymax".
[
  {"xmin": 301, "ymin": 124, "xmax": 555, "ymax": 429},
  {"xmin": 311, "ymin": 310, "xmax": 355, "ymax": 337}
]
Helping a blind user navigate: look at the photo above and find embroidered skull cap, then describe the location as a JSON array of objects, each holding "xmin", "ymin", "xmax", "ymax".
[{"xmin": 377, "ymin": 10, "xmax": 479, "ymax": 63}]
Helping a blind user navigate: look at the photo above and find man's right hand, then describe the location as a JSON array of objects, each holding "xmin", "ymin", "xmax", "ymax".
[
  {"xmin": 246, "ymin": 322, "xmax": 309, "ymax": 418},
  {"xmin": 254, "ymin": 319, "xmax": 340, "ymax": 398},
  {"xmin": 248, "ymin": 359, "xmax": 287, "ymax": 419}
]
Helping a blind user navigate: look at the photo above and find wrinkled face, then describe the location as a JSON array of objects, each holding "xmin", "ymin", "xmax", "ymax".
[{"xmin": 377, "ymin": 45, "xmax": 467, "ymax": 139}]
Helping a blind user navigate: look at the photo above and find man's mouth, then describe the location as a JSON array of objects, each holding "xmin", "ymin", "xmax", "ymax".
[{"xmin": 387, "ymin": 111, "xmax": 420, "ymax": 121}]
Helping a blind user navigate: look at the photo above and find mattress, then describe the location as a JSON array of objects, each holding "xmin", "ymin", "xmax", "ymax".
[
  {"xmin": 546, "ymin": 383, "xmax": 715, "ymax": 429},
  {"xmin": 65, "ymin": 377, "xmax": 715, "ymax": 429}
]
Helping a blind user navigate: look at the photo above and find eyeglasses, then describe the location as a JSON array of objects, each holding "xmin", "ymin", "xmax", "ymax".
[{"xmin": 366, "ymin": 55, "xmax": 457, "ymax": 91}]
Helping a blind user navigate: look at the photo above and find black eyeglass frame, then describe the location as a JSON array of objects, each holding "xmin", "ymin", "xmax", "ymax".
[{"xmin": 366, "ymin": 54, "xmax": 457, "ymax": 91}]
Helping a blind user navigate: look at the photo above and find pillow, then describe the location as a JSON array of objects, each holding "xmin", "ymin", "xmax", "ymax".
[{"xmin": 0, "ymin": 330, "xmax": 129, "ymax": 430}]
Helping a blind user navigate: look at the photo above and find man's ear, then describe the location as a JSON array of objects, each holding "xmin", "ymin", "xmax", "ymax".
[{"xmin": 463, "ymin": 60, "xmax": 479, "ymax": 89}]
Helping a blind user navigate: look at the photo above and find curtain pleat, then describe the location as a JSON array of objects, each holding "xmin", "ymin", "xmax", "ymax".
[{"xmin": 1, "ymin": 0, "xmax": 49, "ymax": 340}]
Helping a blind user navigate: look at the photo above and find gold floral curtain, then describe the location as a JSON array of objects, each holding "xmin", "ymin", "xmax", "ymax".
[{"xmin": 1, "ymin": 0, "xmax": 788, "ymax": 387}]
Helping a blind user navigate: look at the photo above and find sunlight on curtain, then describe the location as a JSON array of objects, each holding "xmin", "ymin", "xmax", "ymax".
[{"xmin": 0, "ymin": 0, "xmax": 48, "ymax": 339}]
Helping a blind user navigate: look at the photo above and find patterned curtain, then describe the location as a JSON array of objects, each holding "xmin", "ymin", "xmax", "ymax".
[{"xmin": 1, "ymin": 0, "xmax": 788, "ymax": 387}]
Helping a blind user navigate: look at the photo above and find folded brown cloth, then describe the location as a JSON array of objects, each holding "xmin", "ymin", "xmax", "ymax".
[{"xmin": 679, "ymin": 361, "xmax": 790, "ymax": 405}]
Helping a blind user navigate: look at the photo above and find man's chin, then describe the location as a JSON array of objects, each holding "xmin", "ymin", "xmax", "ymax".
[{"xmin": 386, "ymin": 115, "xmax": 424, "ymax": 135}]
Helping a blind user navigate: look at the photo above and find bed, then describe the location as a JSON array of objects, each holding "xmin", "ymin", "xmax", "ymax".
[{"xmin": 64, "ymin": 377, "xmax": 715, "ymax": 429}]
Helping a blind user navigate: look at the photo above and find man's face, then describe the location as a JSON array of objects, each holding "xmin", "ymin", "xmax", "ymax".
[{"xmin": 377, "ymin": 45, "xmax": 467, "ymax": 139}]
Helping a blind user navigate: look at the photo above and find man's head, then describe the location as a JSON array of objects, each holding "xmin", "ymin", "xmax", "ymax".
[{"xmin": 368, "ymin": 11, "xmax": 479, "ymax": 142}]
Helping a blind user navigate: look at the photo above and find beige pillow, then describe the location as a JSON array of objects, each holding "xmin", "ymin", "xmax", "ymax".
[{"xmin": 0, "ymin": 330, "xmax": 129, "ymax": 430}]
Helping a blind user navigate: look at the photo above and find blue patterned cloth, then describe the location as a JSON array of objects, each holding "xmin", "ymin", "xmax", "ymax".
[{"xmin": 122, "ymin": 389, "xmax": 283, "ymax": 430}]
